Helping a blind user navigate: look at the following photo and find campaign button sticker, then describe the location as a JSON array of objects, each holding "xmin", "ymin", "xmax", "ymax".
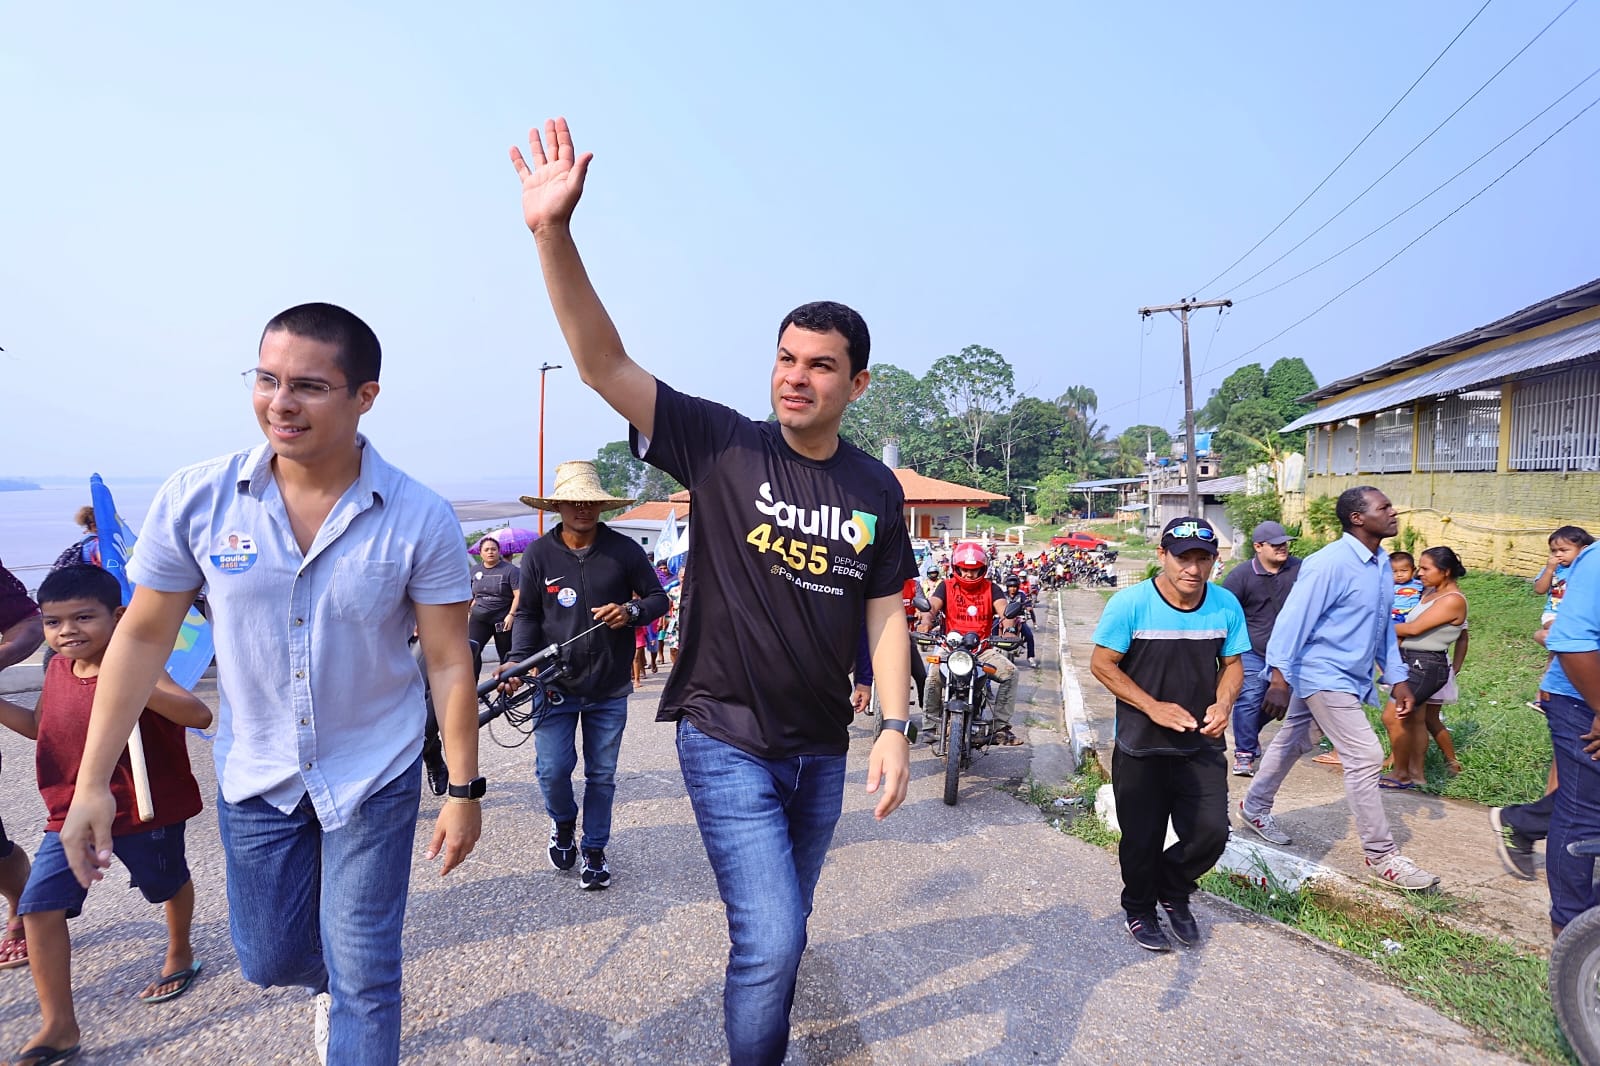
[
  {"xmin": 557, "ymin": 587, "xmax": 578, "ymax": 608},
  {"xmin": 211, "ymin": 532, "xmax": 258, "ymax": 575}
]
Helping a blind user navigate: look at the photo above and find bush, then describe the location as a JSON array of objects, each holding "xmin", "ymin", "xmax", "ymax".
[{"xmin": 1223, "ymin": 491, "xmax": 1282, "ymax": 543}]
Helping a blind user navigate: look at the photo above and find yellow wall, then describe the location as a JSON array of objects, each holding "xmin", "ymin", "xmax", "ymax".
[{"xmin": 1303, "ymin": 472, "xmax": 1600, "ymax": 574}]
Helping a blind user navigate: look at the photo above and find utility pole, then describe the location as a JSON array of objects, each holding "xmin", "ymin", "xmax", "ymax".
[
  {"xmin": 1137, "ymin": 298, "xmax": 1232, "ymax": 519},
  {"xmin": 537, "ymin": 362, "xmax": 563, "ymax": 534}
]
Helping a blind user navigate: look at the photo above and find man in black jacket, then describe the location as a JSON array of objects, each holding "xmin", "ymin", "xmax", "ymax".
[{"xmin": 507, "ymin": 461, "xmax": 669, "ymax": 890}]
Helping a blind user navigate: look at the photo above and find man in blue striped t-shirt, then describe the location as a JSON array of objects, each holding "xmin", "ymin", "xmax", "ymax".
[{"xmin": 1091, "ymin": 516, "xmax": 1249, "ymax": 952}]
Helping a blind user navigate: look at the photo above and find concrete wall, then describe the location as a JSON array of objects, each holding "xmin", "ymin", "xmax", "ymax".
[{"xmin": 1303, "ymin": 471, "xmax": 1600, "ymax": 574}]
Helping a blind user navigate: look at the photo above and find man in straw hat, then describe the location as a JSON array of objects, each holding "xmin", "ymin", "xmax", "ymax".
[
  {"xmin": 512, "ymin": 118, "xmax": 918, "ymax": 1065},
  {"xmin": 505, "ymin": 460, "xmax": 668, "ymax": 890}
]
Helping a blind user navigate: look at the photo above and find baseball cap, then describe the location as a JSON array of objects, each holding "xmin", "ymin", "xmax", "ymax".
[
  {"xmin": 1252, "ymin": 520, "xmax": 1290, "ymax": 546},
  {"xmin": 1160, "ymin": 516, "xmax": 1220, "ymax": 556}
]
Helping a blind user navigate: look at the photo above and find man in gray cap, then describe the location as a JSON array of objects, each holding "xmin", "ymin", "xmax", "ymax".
[{"xmin": 1220, "ymin": 520, "xmax": 1301, "ymax": 776}]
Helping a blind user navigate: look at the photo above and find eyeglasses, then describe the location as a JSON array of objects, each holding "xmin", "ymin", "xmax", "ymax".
[
  {"xmin": 243, "ymin": 369, "xmax": 351, "ymax": 403},
  {"xmin": 1165, "ymin": 522, "xmax": 1217, "ymax": 541}
]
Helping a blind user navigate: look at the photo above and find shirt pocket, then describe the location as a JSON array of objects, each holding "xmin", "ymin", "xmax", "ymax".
[{"xmin": 329, "ymin": 557, "xmax": 401, "ymax": 624}]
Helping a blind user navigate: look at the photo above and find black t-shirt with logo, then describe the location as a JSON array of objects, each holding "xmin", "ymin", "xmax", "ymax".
[
  {"xmin": 470, "ymin": 558, "xmax": 520, "ymax": 616},
  {"xmin": 633, "ymin": 380, "xmax": 918, "ymax": 758}
]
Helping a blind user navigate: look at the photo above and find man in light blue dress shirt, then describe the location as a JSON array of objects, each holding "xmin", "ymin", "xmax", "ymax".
[
  {"xmin": 1237, "ymin": 486, "xmax": 1440, "ymax": 892},
  {"xmin": 58, "ymin": 303, "xmax": 482, "ymax": 1065}
]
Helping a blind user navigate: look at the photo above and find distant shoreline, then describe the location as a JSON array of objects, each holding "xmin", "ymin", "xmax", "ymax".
[{"xmin": 0, "ymin": 478, "xmax": 42, "ymax": 492}]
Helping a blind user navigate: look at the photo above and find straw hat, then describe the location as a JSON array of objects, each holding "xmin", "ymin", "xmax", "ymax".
[{"xmin": 519, "ymin": 460, "xmax": 635, "ymax": 512}]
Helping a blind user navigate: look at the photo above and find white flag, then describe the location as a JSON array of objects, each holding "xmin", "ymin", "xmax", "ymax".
[{"xmin": 654, "ymin": 509, "xmax": 681, "ymax": 563}]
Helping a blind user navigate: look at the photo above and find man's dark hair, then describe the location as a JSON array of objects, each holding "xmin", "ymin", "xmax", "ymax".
[
  {"xmin": 1551, "ymin": 525, "xmax": 1595, "ymax": 548},
  {"xmin": 38, "ymin": 565, "xmax": 121, "ymax": 613},
  {"xmin": 777, "ymin": 301, "xmax": 871, "ymax": 377},
  {"xmin": 1389, "ymin": 551, "xmax": 1414, "ymax": 567},
  {"xmin": 1421, "ymin": 545, "xmax": 1466, "ymax": 580},
  {"xmin": 1335, "ymin": 486, "xmax": 1381, "ymax": 532},
  {"xmin": 260, "ymin": 302, "xmax": 382, "ymax": 389}
]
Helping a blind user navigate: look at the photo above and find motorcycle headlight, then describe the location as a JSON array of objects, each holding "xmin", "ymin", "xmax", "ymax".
[{"xmin": 948, "ymin": 650, "xmax": 975, "ymax": 677}]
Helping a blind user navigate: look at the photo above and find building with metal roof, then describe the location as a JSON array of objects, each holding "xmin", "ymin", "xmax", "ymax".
[{"xmin": 1283, "ymin": 278, "xmax": 1600, "ymax": 572}]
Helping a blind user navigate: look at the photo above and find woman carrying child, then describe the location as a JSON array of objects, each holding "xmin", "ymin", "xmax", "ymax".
[{"xmin": 1381, "ymin": 546, "xmax": 1469, "ymax": 789}]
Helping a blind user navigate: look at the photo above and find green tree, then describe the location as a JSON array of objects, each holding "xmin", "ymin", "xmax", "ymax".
[
  {"xmin": 988, "ymin": 395, "xmax": 1064, "ymax": 493},
  {"xmin": 1033, "ymin": 470, "xmax": 1077, "ymax": 521},
  {"xmin": 1266, "ymin": 356, "xmax": 1318, "ymax": 424},
  {"xmin": 1118, "ymin": 424, "xmax": 1171, "ymax": 457},
  {"xmin": 1197, "ymin": 364, "xmax": 1268, "ymax": 430},
  {"xmin": 592, "ymin": 440, "xmax": 682, "ymax": 501},
  {"xmin": 840, "ymin": 362, "xmax": 941, "ymax": 469},
  {"xmin": 926, "ymin": 345, "xmax": 1016, "ymax": 479}
]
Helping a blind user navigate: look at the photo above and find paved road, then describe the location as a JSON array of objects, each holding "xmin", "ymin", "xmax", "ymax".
[{"xmin": 0, "ymin": 613, "xmax": 1520, "ymax": 1063}]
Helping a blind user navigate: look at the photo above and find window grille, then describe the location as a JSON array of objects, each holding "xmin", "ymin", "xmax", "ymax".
[
  {"xmin": 1509, "ymin": 362, "xmax": 1600, "ymax": 472},
  {"xmin": 1359, "ymin": 407, "xmax": 1415, "ymax": 473},
  {"xmin": 1330, "ymin": 421, "xmax": 1359, "ymax": 475},
  {"xmin": 1416, "ymin": 390, "xmax": 1500, "ymax": 472}
]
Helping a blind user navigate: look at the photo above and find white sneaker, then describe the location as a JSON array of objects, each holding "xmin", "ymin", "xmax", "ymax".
[
  {"xmin": 314, "ymin": 991, "xmax": 332, "ymax": 1065},
  {"xmin": 1237, "ymin": 800, "xmax": 1292, "ymax": 846},
  {"xmin": 1367, "ymin": 852, "xmax": 1440, "ymax": 892}
]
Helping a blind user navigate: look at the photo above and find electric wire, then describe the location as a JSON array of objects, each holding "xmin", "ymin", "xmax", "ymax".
[
  {"xmin": 1218, "ymin": 0, "xmax": 1582, "ymax": 301},
  {"xmin": 1202, "ymin": 89, "xmax": 1600, "ymax": 378},
  {"xmin": 1192, "ymin": 0, "xmax": 1496, "ymax": 296},
  {"xmin": 1234, "ymin": 62, "xmax": 1600, "ymax": 304}
]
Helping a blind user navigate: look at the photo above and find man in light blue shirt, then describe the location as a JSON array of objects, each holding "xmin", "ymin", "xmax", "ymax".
[
  {"xmin": 1238, "ymin": 486, "xmax": 1440, "ymax": 892},
  {"xmin": 1541, "ymin": 541, "xmax": 1600, "ymax": 933},
  {"xmin": 58, "ymin": 303, "xmax": 482, "ymax": 1065}
]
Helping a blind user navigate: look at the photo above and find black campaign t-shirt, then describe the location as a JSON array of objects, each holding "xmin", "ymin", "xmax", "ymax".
[{"xmin": 633, "ymin": 380, "xmax": 918, "ymax": 758}]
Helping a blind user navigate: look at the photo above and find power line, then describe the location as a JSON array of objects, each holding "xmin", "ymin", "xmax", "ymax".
[
  {"xmin": 1234, "ymin": 62, "xmax": 1600, "ymax": 304},
  {"xmin": 1192, "ymin": 0, "xmax": 1494, "ymax": 296},
  {"xmin": 1203, "ymin": 89, "xmax": 1600, "ymax": 378},
  {"xmin": 1215, "ymin": 0, "xmax": 1580, "ymax": 300}
]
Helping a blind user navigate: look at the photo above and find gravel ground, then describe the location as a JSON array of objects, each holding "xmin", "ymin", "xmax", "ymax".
[{"xmin": 0, "ymin": 612, "xmax": 1523, "ymax": 1064}]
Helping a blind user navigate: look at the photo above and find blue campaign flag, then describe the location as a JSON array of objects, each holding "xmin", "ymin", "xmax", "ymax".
[{"xmin": 90, "ymin": 474, "xmax": 215, "ymax": 691}]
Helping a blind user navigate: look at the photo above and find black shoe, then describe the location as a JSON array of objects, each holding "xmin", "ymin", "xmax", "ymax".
[
  {"xmin": 1159, "ymin": 898, "xmax": 1201, "ymax": 946},
  {"xmin": 1489, "ymin": 807, "xmax": 1537, "ymax": 881},
  {"xmin": 548, "ymin": 821, "xmax": 577, "ymax": 871},
  {"xmin": 1125, "ymin": 913, "xmax": 1171, "ymax": 952},
  {"xmin": 580, "ymin": 848, "xmax": 611, "ymax": 890},
  {"xmin": 422, "ymin": 738, "xmax": 448, "ymax": 797}
]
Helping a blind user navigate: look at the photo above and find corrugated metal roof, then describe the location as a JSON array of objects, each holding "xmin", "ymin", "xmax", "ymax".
[
  {"xmin": 1068, "ymin": 477, "xmax": 1147, "ymax": 489},
  {"xmin": 1283, "ymin": 315, "xmax": 1600, "ymax": 433},
  {"xmin": 1152, "ymin": 475, "xmax": 1247, "ymax": 496},
  {"xmin": 1301, "ymin": 277, "xmax": 1600, "ymax": 402}
]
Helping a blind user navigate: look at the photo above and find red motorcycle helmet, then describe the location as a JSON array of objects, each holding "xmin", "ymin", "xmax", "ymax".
[{"xmin": 950, "ymin": 543, "xmax": 990, "ymax": 592}]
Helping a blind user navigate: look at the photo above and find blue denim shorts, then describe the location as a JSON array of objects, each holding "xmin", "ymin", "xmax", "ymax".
[{"xmin": 19, "ymin": 823, "xmax": 192, "ymax": 919}]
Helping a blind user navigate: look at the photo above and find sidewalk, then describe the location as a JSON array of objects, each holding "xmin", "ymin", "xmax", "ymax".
[{"xmin": 1051, "ymin": 587, "xmax": 1554, "ymax": 953}]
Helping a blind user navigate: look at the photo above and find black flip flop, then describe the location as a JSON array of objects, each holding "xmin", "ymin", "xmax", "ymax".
[
  {"xmin": 138, "ymin": 960, "xmax": 203, "ymax": 1004},
  {"xmin": 12, "ymin": 1045, "xmax": 80, "ymax": 1065}
]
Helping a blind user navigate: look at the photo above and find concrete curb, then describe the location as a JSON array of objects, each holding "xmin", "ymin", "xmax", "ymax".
[
  {"xmin": 1055, "ymin": 590, "xmax": 1096, "ymax": 769},
  {"xmin": 1094, "ymin": 782, "xmax": 1337, "ymax": 893},
  {"xmin": 0, "ymin": 664, "xmax": 42, "ymax": 697}
]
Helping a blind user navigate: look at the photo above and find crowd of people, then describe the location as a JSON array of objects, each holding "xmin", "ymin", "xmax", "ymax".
[{"xmin": 0, "ymin": 115, "xmax": 1592, "ymax": 1064}]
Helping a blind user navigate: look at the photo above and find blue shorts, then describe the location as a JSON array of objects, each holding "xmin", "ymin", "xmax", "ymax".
[{"xmin": 19, "ymin": 823, "xmax": 192, "ymax": 919}]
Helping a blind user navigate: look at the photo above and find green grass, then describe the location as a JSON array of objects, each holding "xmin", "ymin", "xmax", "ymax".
[
  {"xmin": 1200, "ymin": 870, "xmax": 1571, "ymax": 1064},
  {"xmin": 1362, "ymin": 572, "xmax": 1551, "ymax": 806}
]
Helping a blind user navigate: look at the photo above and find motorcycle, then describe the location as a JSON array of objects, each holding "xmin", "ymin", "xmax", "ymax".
[
  {"xmin": 1550, "ymin": 837, "xmax": 1600, "ymax": 1064},
  {"xmin": 912, "ymin": 594, "xmax": 1026, "ymax": 806}
]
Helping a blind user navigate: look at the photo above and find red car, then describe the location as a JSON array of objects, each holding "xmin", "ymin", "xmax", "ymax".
[{"xmin": 1051, "ymin": 532, "xmax": 1109, "ymax": 550}]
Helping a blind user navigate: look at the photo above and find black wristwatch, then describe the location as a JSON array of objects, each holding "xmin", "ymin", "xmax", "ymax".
[
  {"xmin": 879, "ymin": 719, "xmax": 909, "ymax": 735},
  {"xmin": 447, "ymin": 776, "xmax": 487, "ymax": 801},
  {"xmin": 624, "ymin": 601, "xmax": 642, "ymax": 624}
]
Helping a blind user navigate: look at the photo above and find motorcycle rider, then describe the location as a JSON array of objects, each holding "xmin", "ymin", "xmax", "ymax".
[
  {"xmin": 1003, "ymin": 573, "xmax": 1039, "ymax": 668},
  {"xmin": 921, "ymin": 564, "xmax": 942, "ymax": 600},
  {"xmin": 921, "ymin": 544, "xmax": 1023, "ymax": 746}
]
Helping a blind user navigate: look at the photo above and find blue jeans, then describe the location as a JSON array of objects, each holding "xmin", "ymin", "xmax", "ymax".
[
  {"xmin": 534, "ymin": 694, "xmax": 629, "ymax": 850},
  {"xmin": 675, "ymin": 719, "xmax": 846, "ymax": 1066},
  {"xmin": 1231, "ymin": 650, "xmax": 1269, "ymax": 758},
  {"xmin": 1545, "ymin": 694, "xmax": 1600, "ymax": 927},
  {"xmin": 216, "ymin": 758, "xmax": 421, "ymax": 1066}
]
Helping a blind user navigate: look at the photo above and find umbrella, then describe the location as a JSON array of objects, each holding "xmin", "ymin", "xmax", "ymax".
[{"xmin": 471, "ymin": 526, "xmax": 536, "ymax": 556}]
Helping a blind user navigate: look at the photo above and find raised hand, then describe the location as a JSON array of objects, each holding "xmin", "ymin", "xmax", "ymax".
[{"xmin": 510, "ymin": 117, "xmax": 593, "ymax": 235}]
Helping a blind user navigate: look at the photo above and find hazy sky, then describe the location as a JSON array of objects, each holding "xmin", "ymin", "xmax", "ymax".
[{"xmin": 3, "ymin": 2, "xmax": 1596, "ymax": 485}]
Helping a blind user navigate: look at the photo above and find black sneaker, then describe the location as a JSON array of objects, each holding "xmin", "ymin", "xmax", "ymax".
[
  {"xmin": 422, "ymin": 738, "xmax": 448, "ymax": 797},
  {"xmin": 580, "ymin": 848, "xmax": 611, "ymax": 890},
  {"xmin": 1125, "ymin": 913, "xmax": 1171, "ymax": 952},
  {"xmin": 1159, "ymin": 898, "xmax": 1201, "ymax": 946},
  {"xmin": 1489, "ymin": 807, "xmax": 1537, "ymax": 881},
  {"xmin": 547, "ymin": 821, "xmax": 577, "ymax": 871}
]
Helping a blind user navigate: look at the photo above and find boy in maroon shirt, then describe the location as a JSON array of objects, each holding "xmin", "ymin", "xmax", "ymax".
[{"xmin": 0, "ymin": 566, "xmax": 211, "ymax": 1064}]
